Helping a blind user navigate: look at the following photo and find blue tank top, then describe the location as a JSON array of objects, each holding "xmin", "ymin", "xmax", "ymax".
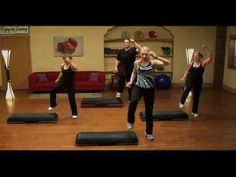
[{"xmin": 135, "ymin": 62, "xmax": 155, "ymax": 88}]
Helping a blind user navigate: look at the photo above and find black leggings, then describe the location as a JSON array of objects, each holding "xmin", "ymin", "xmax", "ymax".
[
  {"xmin": 50, "ymin": 81, "xmax": 78, "ymax": 115},
  {"xmin": 128, "ymin": 85, "xmax": 155, "ymax": 135},
  {"xmin": 116, "ymin": 73, "xmax": 133, "ymax": 99},
  {"xmin": 180, "ymin": 78, "xmax": 202, "ymax": 114}
]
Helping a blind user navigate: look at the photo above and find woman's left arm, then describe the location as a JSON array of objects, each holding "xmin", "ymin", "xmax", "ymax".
[
  {"xmin": 202, "ymin": 45, "xmax": 213, "ymax": 67},
  {"xmin": 151, "ymin": 54, "xmax": 171, "ymax": 65}
]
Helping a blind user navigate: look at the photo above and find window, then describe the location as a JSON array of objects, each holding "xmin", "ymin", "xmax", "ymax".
[{"xmin": 228, "ymin": 35, "xmax": 236, "ymax": 69}]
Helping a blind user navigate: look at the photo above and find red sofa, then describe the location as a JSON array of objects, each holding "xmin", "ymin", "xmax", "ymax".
[{"xmin": 28, "ymin": 71, "xmax": 105, "ymax": 92}]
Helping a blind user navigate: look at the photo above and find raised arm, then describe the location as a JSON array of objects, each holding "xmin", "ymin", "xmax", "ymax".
[
  {"xmin": 152, "ymin": 59, "xmax": 164, "ymax": 66},
  {"xmin": 130, "ymin": 38, "xmax": 170, "ymax": 65},
  {"xmin": 130, "ymin": 38, "xmax": 142, "ymax": 50},
  {"xmin": 150, "ymin": 51, "xmax": 171, "ymax": 65},
  {"xmin": 202, "ymin": 45, "xmax": 213, "ymax": 67},
  {"xmin": 65, "ymin": 57, "xmax": 78, "ymax": 71},
  {"xmin": 154, "ymin": 55, "xmax": 171, "ymax": 65}
]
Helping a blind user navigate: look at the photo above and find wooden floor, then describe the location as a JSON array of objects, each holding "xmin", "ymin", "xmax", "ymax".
[{"xmin": 1, "ymin": 87, "xmax": 236, "ymax": 150}]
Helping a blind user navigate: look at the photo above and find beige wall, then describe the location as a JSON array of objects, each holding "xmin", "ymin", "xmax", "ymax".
[
  {"xmin": 30, "ymin": 26, "xmax": 112, "ymax": 72},
  {"xmin": 224, "ymin": 26, "xmax": 236, "ymax": 90},
  {"xmin": 166, "ymin": 26, "xmax": 216, "ymax": 84}
]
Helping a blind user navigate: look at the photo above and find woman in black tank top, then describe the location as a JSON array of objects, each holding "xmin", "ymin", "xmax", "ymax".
[
  {"xmin": 179, "ymin": 45, "xmax": 213, "ymax": 118},
  {"xmin": 48, "ymin": 56, "xmax": 79, "ymax": 119}
]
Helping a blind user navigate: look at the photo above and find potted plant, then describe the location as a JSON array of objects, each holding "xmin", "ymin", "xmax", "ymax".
[{"xmin": 161, "ymin": 47, "xmax": 171, "ymax": 55}]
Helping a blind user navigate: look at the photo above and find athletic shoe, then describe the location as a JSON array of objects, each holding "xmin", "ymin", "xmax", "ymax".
[
  {"xmin": 127, "ymin": 123, "xmax": 134, "ymax": 130},
  {"xmin": 116, "ymin": 92, "xmax": 121, "ymax": 98},
  {"xmin": 193, "ymin": 113, "xmax": 199, "ymax": 118},
  {"xmin": 48, "ymin": 103, "xmax": 57, "ymax": 111},
  {"xmin": 72, "ymin": 115, "xmax": 78, "ymax": 119},
  {"xmin": 48, "ymin": 106, "xmax": 54, "ymax": 111},
  {"xmin": 179, "ymin": 102, "xmax": 184, "ymax": 108},
  {"xmin": 145, "ymin": 132, "xmax": 155, "ymax": 141}
]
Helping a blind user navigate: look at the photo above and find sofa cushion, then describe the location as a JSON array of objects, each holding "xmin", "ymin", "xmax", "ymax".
[
  {"xmin": 37, "ymin": 73, "xmax": 48, "ymax": 82},
  {"xmin": 89, "ymin": 72, "xmax": 99, "ymax": 82}
]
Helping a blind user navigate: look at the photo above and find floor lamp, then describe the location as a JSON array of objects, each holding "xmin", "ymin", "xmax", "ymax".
[{"xmin": 1, "ymin": 49, "xmax": 15, "ymax": 100}]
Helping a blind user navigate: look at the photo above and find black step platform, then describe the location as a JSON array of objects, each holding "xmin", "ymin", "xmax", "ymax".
[
  {"xmin": 81, "ymin": 98, "xmax": 123, "ymax": 107},
  {"xmin": 76, "ymin": 131, "xmax": 138, "ymax": 146},
  {"xmin": 140, "ymin": 110, "xmax": 189, "ymax": 121},
  {"xmin": 7, "ymin": 112, "xmax": 58, "ymax": 124}
]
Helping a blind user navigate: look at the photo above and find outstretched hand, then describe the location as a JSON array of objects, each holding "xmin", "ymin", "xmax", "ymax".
[
  {"xmin": 130, "ymin": 39, "xmax": 135, "ymax": 43},
  {"xmin": 202, "ymin": 45, "xmax": 210, "ymax": 52}
]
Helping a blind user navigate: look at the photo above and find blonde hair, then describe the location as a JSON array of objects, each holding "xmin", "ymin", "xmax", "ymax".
[
  {"xmin": 140, "ymin": 46, "xmax": 150, "ymax": 54},
  {"xmin": 137, "ymin": 46, "xmax": 151, "ymax": 65}
]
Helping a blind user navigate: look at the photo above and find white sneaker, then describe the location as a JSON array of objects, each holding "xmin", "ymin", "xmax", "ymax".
[
  {"xmin": 193, "ymin": 113, "xmax": 199, "ymax": 118},
  {"xmin": 179, "ymin": 102, "xmax": 184, "ymax": 108},
  {"xmin": 48, "ymin": 107, "xmax": 54, "ymax": 111},
  {"xmin": 145, "ymin": 132, "xmax": 155, "ymax": 141},
  {"xmin": 127, "ymin": 123, "xmax": 134, "ymax": 130},
  {"xmin": 116, "ymin": 92, "xmax": 121, "ymax": 98},
  {"xmin": 72, "ymin": 115, "xmax": 78, "ymax": 119}
]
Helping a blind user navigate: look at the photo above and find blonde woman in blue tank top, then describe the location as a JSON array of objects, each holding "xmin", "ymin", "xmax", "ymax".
[{"xmin": 126, "ymin": 46, "xmax": 170, "ymax": 141}]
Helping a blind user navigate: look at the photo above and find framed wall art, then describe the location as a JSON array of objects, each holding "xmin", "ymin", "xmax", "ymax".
[{"xmin": 53, "ymin": 36, "xmax": 83, "ymax": 57}]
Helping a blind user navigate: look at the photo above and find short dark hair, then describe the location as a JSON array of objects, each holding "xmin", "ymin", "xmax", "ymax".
[{"xmin": 63, "ymin": 56, "xmax": 72, "ymax": 60}]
